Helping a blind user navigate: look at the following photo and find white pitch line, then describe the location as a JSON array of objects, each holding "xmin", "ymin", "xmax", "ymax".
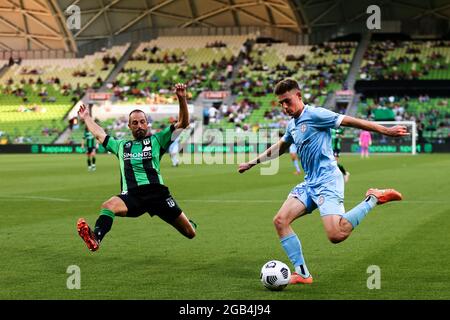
[
  {"xmin": 179, "ymin": 199, "xmax": 449, "ymax": 204},
  {"xmin": 0, "ymin": 196, "xmax": 447, "ymax": 204},
  {"xmin": 0, "ymin": 195, "xmax": 70, "ymax": 202}
]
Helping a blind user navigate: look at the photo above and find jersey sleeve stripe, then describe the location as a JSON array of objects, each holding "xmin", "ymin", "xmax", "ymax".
[
  {"xmin": 123, "ymin": 141, "xmax": 138, "ymax": 190},
  {"xmin": 102, "ymin": 135, "xmax": 110, "ymax": 148},
  {"xmin": 335, "ymin": 115, "xmax": 345, "ymax": 128}
]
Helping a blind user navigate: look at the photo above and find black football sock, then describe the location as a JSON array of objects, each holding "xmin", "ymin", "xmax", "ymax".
[{"xmin": 94, "ymin": 210, "xmax": 114, "ymax": 243}]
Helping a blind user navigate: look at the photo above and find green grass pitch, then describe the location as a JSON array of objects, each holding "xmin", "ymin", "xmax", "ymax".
[{"xmin": 0, "ymin": 153, "xmax": 449, "ymax": 299}]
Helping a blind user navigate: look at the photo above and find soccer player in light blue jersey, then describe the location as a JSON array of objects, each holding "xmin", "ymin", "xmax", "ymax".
[{"xmin": 238, "ymin": 79, "xmax": 408, "ymax": 284}]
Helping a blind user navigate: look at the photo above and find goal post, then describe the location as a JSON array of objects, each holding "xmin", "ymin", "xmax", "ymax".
[
  {"xmin": 343, "ymin": 120, "xmax": 418, "ymax": 155},
  {"xmin": 374, "ymin": 121, "xmax": 417, "ymax": 155}
]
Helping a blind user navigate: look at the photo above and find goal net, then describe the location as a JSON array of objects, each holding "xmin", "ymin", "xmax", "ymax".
[{"xmin": 346, "ymin": 121, "xmax": 417, "ymax": 155}]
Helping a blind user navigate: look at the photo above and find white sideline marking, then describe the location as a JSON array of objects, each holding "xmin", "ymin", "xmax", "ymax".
[
  {"xmin": 180, "ymin": 199, "xmax": 448, "ymax": 204},
  {"xmin": 0, "ymin": 196, "xmax": 447, "ymax": 204},
  {"xmin": 0, "ymin": 195, "xmax": 70, "ymax": 202}
]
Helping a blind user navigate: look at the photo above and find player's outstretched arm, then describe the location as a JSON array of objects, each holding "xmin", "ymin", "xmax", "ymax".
[
  {"xmin": 341, "ymin": 116, "xmax": 410, "ymax": 137},
  {"xmin": 174, "ymin": 83, "xmax": 189, "ymax": 129},
  {"xmin": 238, "ymin": 139, "xmax": 289, "ymax": 173},
  {"xmin": 78, "ymin": 104, "xmax": 107, "ymax": 144}
]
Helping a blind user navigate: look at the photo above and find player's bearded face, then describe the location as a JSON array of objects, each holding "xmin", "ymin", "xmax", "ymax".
[{"xmin": 129, "ymin": 112, "xmax": 149, "ymax": 139}]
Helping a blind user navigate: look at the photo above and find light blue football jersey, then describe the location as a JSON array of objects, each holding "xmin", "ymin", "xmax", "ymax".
[{"xmin": 282, "ymin": 105, "xmax": 345, "ymax": 187}]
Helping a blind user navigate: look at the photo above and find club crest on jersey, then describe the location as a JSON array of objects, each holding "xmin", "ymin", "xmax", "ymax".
[
  {"xmin": 143, "ymin": 138, "xmax": 151, "ymax": 146},
  {"xmin": 300, "ymin": 124, "xmax": 307, "ymax": 133},
  {"xmin": 125, "ymin": 142, "xmax": 131, "ymax": 148}
]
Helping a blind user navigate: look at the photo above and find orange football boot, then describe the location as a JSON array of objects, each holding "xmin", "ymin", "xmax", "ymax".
[
  {"xmin": 77, "ymin": 218, "xmax": 99, "ymax": 252},
  {"xmin": 365, "ymin": 188, "xmax": 403, "ymax": 205},
  {"xmin": 290, "ymin": 272, "xmax": 313, "ymax": 284}
]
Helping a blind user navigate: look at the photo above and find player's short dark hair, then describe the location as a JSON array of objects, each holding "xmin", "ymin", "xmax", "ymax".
[
  {"xmin": 274, "ymin": 78, "xmax": 300, "ymax": 95},
  {"xmin": 128, "ymin": 109, "xmax": 147, "ymax": 122}
]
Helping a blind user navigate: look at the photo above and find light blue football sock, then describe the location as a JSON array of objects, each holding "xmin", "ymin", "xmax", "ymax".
[
  {"xmin": 343, "ymin": 195, "xmax": 378, "ymax": 229},
  {"xmin": 293, "ymin": 159, "xmax": 301, "ymax": 172},
  {"xmin": 280, "ymin": 233, "xmax": 310, "ymax": 277}
]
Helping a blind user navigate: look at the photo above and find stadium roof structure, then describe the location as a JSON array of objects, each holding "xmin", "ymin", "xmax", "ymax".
[
  {"xmin": 295, "ymin": 0, "xmax": 450, "ymax": 31},
  {"xmin": 0, "ymin": 0, "xmax": 449, "ymax": 53},
  {"xmin": 63, "ymin": 0, "xmax": 302, "ymax": 40},
  {"xmin": 0, "ymin": 0, "xmax": 76, "ymax": 52}
]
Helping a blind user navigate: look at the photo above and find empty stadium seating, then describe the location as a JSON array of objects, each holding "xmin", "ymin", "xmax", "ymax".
[
  {"xmin": 360, "ymin": 40, "xmax": 450, "ymax": 80},
  {"xmin": 1, "ymin": 35, "xmax": 449, "ymax": 146},
  {"xmin": 112, "ymin": 36, "xmax": 250, "ymax": 102},
  {"xmin": 1, "ymin": 44, "xmax": 129, "ymax": 87},
  {"xmin": 0, "ymin": 45, "xmax": 130, "ymax": 144},
  {"xmin": 232, "ymin": 41, "xmax": 356, "ymax": 105},
  {"xmin": 356, "ymin": 96, "xmax": 449, "ymax": 140}
]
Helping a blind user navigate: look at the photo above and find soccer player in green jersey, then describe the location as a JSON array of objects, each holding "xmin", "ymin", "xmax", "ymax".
[
  {"xmin": 331, "ymin": 127, "xmax": 350, "ymax": 183},
  {"xmin": 81, "ymin": 127, "xmax": 98, "ymax": 171},
  {"xmin": 76, "ymin": 83, "xmax": 196, "ymax": 252}
]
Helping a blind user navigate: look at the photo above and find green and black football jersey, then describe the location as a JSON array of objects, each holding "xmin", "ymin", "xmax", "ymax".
[
  {"xmin": 84, "ymin": 131, "xmax": 96, "ymax": 149},
  {"xmin": 103, "ymin": 125, "xmax": 175, "ymax": 193},
  {"xmin": 331, "ymin": 127, "xmax": 344, "ymax": 150}
]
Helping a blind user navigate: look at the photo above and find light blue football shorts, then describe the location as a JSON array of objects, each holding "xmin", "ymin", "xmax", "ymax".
[{"xmin": 288, "ymin": 168, "xmax": 345, "ymax": 216}]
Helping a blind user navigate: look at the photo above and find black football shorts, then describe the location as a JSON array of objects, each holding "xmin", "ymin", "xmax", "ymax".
[{"xmin": 118, "ymin": 184, "xmax": 182, "ymax": 223}]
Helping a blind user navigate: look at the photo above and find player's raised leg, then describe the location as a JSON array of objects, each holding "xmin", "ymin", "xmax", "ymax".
[
  {"xmin": 77, "ymin": 196, "xmax": 127, "ymax": 252},
  {"xmin": 273, "ymin": 196, "xmax": 313, "ymax": 284},
  {"xmin": 167, "ymin": 212, "xmax": 196, "ymax": 239},
  {"xmin": 322, "ymin": 188, "xmax": 403, "ymax": 244}
]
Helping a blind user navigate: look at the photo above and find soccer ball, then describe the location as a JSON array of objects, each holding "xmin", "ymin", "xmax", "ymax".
[{"xmin": 260, "ymin": 260, "xmax": 291, "ymax": 291}]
